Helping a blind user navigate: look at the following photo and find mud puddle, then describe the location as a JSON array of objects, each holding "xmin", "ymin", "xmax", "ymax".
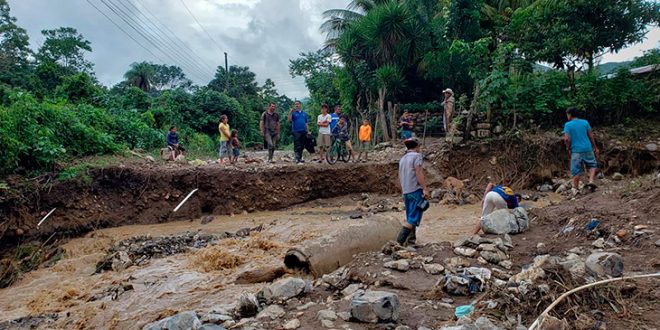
[{"xmin": 0, "ymin": 193, "xmax": 554, "ymax": 329}]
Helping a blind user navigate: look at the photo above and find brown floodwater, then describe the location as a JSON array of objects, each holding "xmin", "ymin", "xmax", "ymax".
[{"xmin": 0, "ymin": 194, "xmax": 554, "ymax": 329}]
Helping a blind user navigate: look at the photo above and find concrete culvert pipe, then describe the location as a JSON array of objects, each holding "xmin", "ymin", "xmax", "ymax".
[{"xmin": 284, "ymin": 214, "xmax": 400, "ymax": 277}]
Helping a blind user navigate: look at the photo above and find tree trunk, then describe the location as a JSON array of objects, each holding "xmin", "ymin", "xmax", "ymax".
[
  {"xmin": 388, "ymin": 101, "xmax": 397, "ymax": 143},
  {"xmin": 377, "ymin": 87, "xmax": 390, "ymax": 142},
  {"xmin": 464, "ymin": 82, "xmax": 481, "ymax": 141}
]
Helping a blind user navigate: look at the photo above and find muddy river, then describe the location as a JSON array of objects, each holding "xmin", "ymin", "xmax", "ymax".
[{"xmin": 0, "ymin": 194, "xmax": 555, "ymax": 329}]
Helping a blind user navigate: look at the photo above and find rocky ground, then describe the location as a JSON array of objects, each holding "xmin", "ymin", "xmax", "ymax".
[{"xmin": 0, "ymin": 135, "xmax": 658, "ymax": 330}]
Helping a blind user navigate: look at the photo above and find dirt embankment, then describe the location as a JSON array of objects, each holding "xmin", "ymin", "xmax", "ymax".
[
  {"xmin": 0, "ymin": 163, "xmax": 399, "ymax": 246},
  {"xmin": 1, "ymin": 134, "xmax": 658, "ymax": 247}
]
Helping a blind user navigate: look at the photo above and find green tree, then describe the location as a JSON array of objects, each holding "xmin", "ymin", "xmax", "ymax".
[
  {"xmin": 37, "ymin": 27, "xmax": 93, "ymax": 73},
  {"xmin": 510, "ymin": 0, "xmax": 659, "ymax": 74},
  {"xmin": 152, "ymin": 64, "xmax": 192, "ymax": 91},
  {"xmin": 320, "ymin": 0, "xmax": 394, "ymax": 50},
  {"xmin": 0, "ymin": 0, "xmax": 32, "ymax": 86},
  {"xmin": 124, "ymin": 62, "xmax": 156, "ymax": 92},
  {"xmin": 55, "ymin": 72, "xmax": 100, "ymax": 104},
  {"xmin": 208, "ymin": 65, "xmax": 259, "ymax": 98}
]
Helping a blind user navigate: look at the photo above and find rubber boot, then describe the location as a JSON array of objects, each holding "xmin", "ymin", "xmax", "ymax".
[
  {"xmin": 396, "ymin": 226, "xmax": 412, "ymax": 245},
  {"xmin": 405, "ymin": 227, "xmax": 417, "ymax": 246},
  {"xmin": 268, "ymin": 149, "xmax": 274, "ymax": 162}
]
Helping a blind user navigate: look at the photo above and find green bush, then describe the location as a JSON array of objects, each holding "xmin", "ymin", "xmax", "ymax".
[{"xmin": 0, "ymin": 89, "xmax": 162, "ymax": 174}]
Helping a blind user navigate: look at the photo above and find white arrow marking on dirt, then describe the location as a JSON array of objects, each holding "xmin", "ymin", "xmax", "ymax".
[
  {"xmin": 37, "ymin": 208, "xmax": 57, "ymax": 228},
  {"xmin": 173, "ymin": 188, "xmax": 199, "ymax": 213}
]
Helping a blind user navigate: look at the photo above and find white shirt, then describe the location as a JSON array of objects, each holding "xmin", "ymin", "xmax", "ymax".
[{"xmin": 317, "ymin": 114, "xmax": 332, "ymax": 135}]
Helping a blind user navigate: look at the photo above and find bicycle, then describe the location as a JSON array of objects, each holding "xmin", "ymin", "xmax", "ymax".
[{"xmin": 326, "ymin": 137, "xmax": 351, "ymax": 164}]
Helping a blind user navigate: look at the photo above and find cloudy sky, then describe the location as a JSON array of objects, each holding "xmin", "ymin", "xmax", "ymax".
[{"xmin": 8, "ymin": 0, "xmax": 660, "ymax": 99}]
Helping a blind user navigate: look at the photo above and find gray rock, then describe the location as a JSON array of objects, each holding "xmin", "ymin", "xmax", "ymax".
[
  {"xmin": 477, "ymin": 244, "xmax": 497, "ymax": 252},
  {"xmin": 317, "ymin": 309, "xmax": 337, "ymax": 321},
  {"xmin": 235, "ymin": 293, "xmax": 260, "ymax": 318},
  {"xmin": 538, "ymin": 184, "xmax": 553, "ymax": 192},
  {"xmin": 655, "ymin": 239, "xmax": 660, "ymax": 247},
  {"xmin": 143, "ymin": 311, "xmax": 202, "ymax": 330},
  {"xmin": 256, "ymin": 305, "xmax": 285, "ymax": 320},
  {"xmin": 283, "ymin": 319, "xmax": 300, "ymax": 330},
  {"xmin": 612, "ymin": 172, "xmax": 624, "ymax": 181},
  {"xmin": 475, "ymin": 316, "xmax": 500, "ymax": 330},
  {"xmin": 422, "ymin": 263, "xmax": 445, "ymax": 275},
  {"xmin": 586, "ymin": 252, "xmax": 624, "ymax": 277},
  {"xmin": 439, "ymin": 325, "xmax": 478, "ymax": 330},
  {"xmin": 322, "ymin": 267, "xmax": 350, "ymax": 289},
  {"xmin": 384, "ymin": 260, "xmax": 410, "ymax": 272},
  {"xmin": 480, "ymin": 208, "xmax": 529, "ymax": 235},
  {"xmin": 145, "ymin": 155, "xmax": 156, "ymax": 162},
  {"xmin": 559, "ymin": 253, "xmax": 586, "ymax": 279},
  {"xmin": 296, "ymin": 302, "xmax": 316, "ymax": 311},
  {"xmin": 259, "ymin": 277, "xmax": 307, "ymax": 303},
  {"xmin": 199, "ymin": 325, "xmax": 225, "ymax": 330},
  {"xmin": 645, "ymin": 143, "xmax": 658, "ymax": 152},
  {"xmin": 442, "ymin": 274, "xmax": 471, "ymax": 296},
  {"xmin": 350, "ymin": 290, "xmax": 400, "ymax": 323},
  {"xmin": 431, "ymin": 189, "xmax": 446, "ymax": 200},
  {"xmin": 337, "ymin": 312, "xmax": 351, "ymax": 321},
  {"xmin": 342, "ymin": 283, "xmax": 361, "ymax": 296},
  {"xmin": 454, "ymin": 247, "xmax": 478, "ymax": 258},
  {"xmin": 498, "ymin": 260, "xmax": 513, "ymax": 270},
  {"xmin": 592, "ymin": 238, "xmax": 605, "ymax": 248},
  {"xmin": 200, "ymin": 313, "xmax": 233, "ymax": 324},
  {"xmin": 396, "ymin": 326, "xmax": 412, "ymax": 330},
  {"xmin": 320, "ymin": 319, "xmax": 334, "ymax": 328},
  {"xmin": 480, "ymin": 250, "xmax": 507, "ymax": 264}
]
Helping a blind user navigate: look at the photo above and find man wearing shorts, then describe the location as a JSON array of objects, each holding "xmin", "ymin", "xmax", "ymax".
[
  {"xmin": 395, "ymin": 138, "xmax": 430, "ymax": 246},
  {"xmin": 473, "ymin": 183, "xmax": 521, "ymax": 234},
  {"xmin": 563, "ymin": 107, "xmax": 599, "ymax": 195},
  {"xmin": 316, "ymin": 104, "xmax": 332, "ymax": 163}
]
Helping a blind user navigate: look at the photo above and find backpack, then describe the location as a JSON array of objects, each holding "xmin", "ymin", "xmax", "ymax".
[{"xmin": 305, "ymin": 133, "xmax": 316, "ymax": 154}]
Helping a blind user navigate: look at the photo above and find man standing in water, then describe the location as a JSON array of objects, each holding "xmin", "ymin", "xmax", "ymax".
[
  {"xmin": 288, "ymin": 101, "xmax": 309, "ymax": 164},
  {"xmin": 563, "ymin": 107, "xmax": 599, "ymax": 195},
  {"xmin": 260, "ymin": 102, "xmax": 280, "ymax": 163},
  {"xmin": 396, "ymin": 138, "xmax": 430, "ymax": 246}
]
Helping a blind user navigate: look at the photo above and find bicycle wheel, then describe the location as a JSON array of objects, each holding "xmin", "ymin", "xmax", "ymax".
[
  {"xmin": 340, "ymin": 144, "xmax": 351, "ymax": 163},
  {"xmin": 327, "ymin": 143, "xmax": 338, "ymax": 164}
]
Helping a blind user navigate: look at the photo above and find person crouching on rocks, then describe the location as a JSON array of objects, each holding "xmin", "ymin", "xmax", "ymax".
[
  {"xmin": 396, "ymin": 138, "xmax": 430, "ymax": 246},
  {"xmin": 473, "ymin": 183, "xmax": 522, "ymax": 234}
]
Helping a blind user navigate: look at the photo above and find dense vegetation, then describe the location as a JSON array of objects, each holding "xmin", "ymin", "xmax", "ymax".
[
  {"xmin": 1, "ymin": 0, "xmax": 659, "ymax": 176},
  {"xmin": 291, "ymin": 0, "xmax": 660, "ymax": 140},
  {"xmin": 0, "ymin": 0, "xmax": 293, "ymax": 175}
]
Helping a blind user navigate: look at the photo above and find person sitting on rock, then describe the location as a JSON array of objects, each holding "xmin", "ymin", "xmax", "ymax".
[
  {"xmin": 166, "ymin": 125, "xmax": 185, "ymax": 161},
  {"xmin": 473, "ymin": 183, "xmax": 522, "ymax": 234}
]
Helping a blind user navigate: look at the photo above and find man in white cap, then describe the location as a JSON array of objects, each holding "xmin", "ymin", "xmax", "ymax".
[{"xmin": 442, "ymin": 88, "xmax": 454, "ymax": 134}]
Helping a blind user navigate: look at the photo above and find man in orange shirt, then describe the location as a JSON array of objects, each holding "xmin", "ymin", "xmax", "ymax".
[{"xmin": 356, "ymin": 119, "xmax": 372, "ymax": 162}]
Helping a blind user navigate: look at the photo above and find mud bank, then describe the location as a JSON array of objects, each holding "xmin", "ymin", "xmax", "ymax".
[{"xmin": 1, "ymin": 163, "xmax": 398, "ymax": 244}]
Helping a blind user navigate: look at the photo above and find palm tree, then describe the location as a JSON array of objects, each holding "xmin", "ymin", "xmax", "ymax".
[
  {"xmin": 320, "ymin": 0, "xmax": 394, "ymax": 50},
  {"xmin": 124, "ymin": 62, "xmax": 156, "ymax": 92}
]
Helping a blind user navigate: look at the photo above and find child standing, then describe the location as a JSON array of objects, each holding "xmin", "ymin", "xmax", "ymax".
[
  {"xmin": 357, "ymin": 119, "xmax": 372, "ymax": 162},
  {"xmin": 230, "ymin": 129, "xmax": 240, "ymax": 164}
]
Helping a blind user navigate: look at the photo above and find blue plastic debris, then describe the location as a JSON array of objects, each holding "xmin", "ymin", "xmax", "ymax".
[
  {"xmin": 586, "ymin": 219, "xmax": 600, "ymax": 231},
  {"xmin": 455, "ymin": 305, "xmax": 474, "ymax": 318}
]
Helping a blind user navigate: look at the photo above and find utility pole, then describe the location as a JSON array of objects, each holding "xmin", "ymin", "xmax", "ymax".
[{"xmin": 224, "ymin": 52, "xmax": 228, "ymax": 93}]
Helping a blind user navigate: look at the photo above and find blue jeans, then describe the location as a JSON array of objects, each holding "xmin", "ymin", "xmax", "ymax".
[
  {"xmin": 403, "ymin": 189, "xmax": 425, "ymax": 227},
  {"xmin": 570, "ymin": 151, "xmax": 598, "ymax": 177},
  {"xmin": 401, "ymin": 130, "xmax": 412, "ymax": 140}
]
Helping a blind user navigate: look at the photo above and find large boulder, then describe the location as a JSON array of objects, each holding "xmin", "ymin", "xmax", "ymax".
[
  {"xmin": 143, "ymin": 311, "xmax": 202, "ymax": 330},
  {"xmin": 350, "ymin": 290, "xmax": 400, "ymax": 323},
  {"xmin": 258, "ymin": 277, "xmax": 307, "ymax": 303},
  {"xmin": 586, "ymin": 252, "xmax": 624, "ymax": 278},
  {"xmin": 480, "ymin": 208, "xmax": 529, "ymax": 235}
]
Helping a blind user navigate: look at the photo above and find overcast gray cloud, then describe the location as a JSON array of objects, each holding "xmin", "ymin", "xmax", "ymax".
[
  {"xmin": 7, "ymin": 0, "xmax": 659, "ymax": 99},
  {"xmin": 8, "ymin": 0, "xmax": 348, "ymax": 98}
]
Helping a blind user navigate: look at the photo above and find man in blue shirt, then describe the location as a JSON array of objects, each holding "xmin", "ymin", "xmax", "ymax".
[
  {"xmin": 287, "ymin": 101, "xmax": 309, "ymax": 164},
  {"xmin": 563, "ymin": 107, "xmax": 599, "ymax": 194}
]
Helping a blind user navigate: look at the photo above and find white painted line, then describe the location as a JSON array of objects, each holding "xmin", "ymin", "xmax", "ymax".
[
  {"xmin": 173, "ymin": 188, "xmax": 199, "ymax": 212},
  {"xmin": 37, "ymin": 208, "xmax": 57, "ymax": 228}
]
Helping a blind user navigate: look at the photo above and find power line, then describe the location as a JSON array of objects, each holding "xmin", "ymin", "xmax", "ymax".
[
  {"xmin": 125, "ymin": 0, "xmax": 217, "ymax": 74},
  {"xmin": 86, "ymin": 0, "xmax": 168, "ymax": 65},
  {"xmin": 105, "ymin": 0, "xmax": 212, "ymax": 80},
  {"xmin": 96, "ymin": 0, "xmax": 208, "ymax": 81}
]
